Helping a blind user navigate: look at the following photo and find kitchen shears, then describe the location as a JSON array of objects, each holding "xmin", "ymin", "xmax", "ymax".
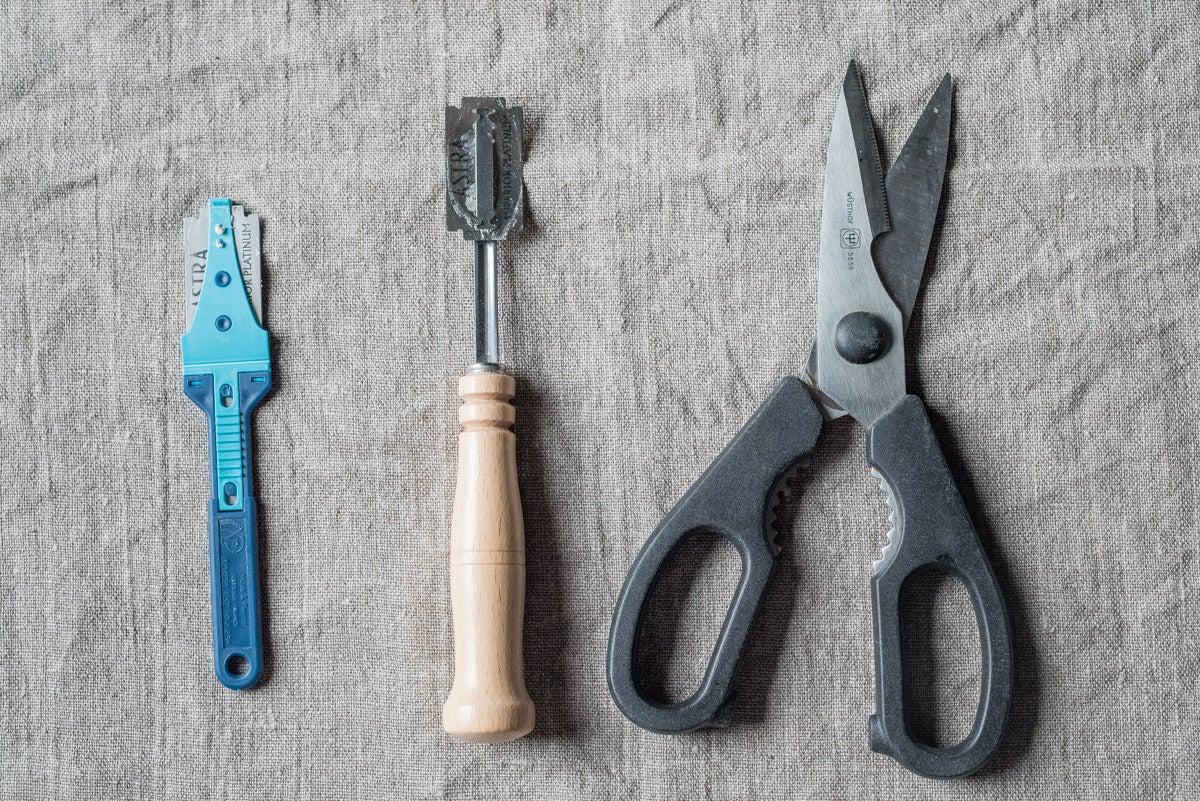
[{"xmin": 607, "ymin": 62, "xmax": 1012, "ymax": 779}]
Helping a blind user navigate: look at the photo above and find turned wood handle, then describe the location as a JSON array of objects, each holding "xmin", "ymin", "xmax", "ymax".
[{"xmin": 442, "ymin": 371, "xmax": 535, "ymax": 742}]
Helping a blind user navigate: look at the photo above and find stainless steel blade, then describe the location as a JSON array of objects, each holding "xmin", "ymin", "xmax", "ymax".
[
  {"xmin": 811, "ymin": 63, "xmax": 905, "ymax": 427},
  {"xmin": 446, "ymin": 97, "xmax": 524, "ymax": 369},
  {"xmin": 843, "ymin": 61, "xmax": 890, "ymax": 237},
  {"xmin": 184, "ymin": 215, "xmax": 205, "ymax": 326},
  {"xmin": 445, "ymin": 98, "xmax": 524, "ymax": 242},
  {"xmin": 874, "ymin": 74, "xmax": 952, "ymax": 326},
  {"xmin": 184, "ymin": 205, "xmax": 262, "ymax": 328},
  {"xmin": 235, "ymin": 207, "xmax": 263, "ymax": 324}
]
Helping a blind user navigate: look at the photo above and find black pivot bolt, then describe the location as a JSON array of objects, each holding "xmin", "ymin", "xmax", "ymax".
[{"xmin": 834, "ymin": 311, "xmax": 891, "ymax": 364}]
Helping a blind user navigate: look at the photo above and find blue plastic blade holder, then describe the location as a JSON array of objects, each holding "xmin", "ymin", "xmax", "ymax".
[{"xmin": 181, "ymin": 198, "xmax": 271, "ymax": 690}]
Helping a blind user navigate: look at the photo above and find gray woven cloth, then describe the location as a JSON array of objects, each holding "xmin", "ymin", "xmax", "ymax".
[{"xmin": 2, "ymin": 1, "xmax": 1197, "ymax": 798}]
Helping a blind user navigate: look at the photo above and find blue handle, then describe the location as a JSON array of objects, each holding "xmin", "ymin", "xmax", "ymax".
[
  {"xmin": 184, "ymin": 371, "xmax": 271, "ymax": 690},
  {"xmin": 208, "ymin": 499, "xmax": 264, "ymax": 689}
]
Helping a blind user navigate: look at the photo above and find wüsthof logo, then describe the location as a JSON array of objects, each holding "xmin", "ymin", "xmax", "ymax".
[{"xmin": 840, "ymin": 228, "xmax": 861, "ymax": 249}]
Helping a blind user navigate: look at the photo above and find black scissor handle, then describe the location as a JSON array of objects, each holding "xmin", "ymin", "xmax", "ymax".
[
  {"xmin": 866, "ymin": 395, "xmax": 1013, "ymax": 778},
  {"xmin": 607, "ymin": 377, "xmax": 824, "ymax": 733}
]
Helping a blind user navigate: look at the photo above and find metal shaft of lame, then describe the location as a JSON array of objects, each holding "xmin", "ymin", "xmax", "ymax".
[{"xmin": 473, "ymin": 240, "xmax": 499, "ymax": 369}]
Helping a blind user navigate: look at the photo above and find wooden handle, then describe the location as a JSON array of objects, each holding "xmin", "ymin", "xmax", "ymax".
[{"xmin": 442, "ymin": 371, "xmax": 535, "ymax": 742}]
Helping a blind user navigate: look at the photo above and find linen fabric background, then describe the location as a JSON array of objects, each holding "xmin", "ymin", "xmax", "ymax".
[{"xmin": 1, "ymin": 1, "xmax": 1197, "ymax": 799}]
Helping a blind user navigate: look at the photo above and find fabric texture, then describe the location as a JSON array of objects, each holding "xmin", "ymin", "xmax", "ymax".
[{"xmin": 2, "ymin": 1, "xmax": 1197, "ymax": 798}]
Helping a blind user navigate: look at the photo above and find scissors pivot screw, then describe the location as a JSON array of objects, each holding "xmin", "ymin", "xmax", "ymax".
[{"xmin": 834, "ymin": 311, "xmax": 891, "ymax": 364}]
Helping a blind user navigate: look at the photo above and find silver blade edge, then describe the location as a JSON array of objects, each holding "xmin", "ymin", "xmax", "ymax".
[
  {"xmin": 183, "ymin": 205, "xmax": 262, "ymax": 329},
  {"xmin": 808, "ymin": 63, "xmax": 906, "ymax": 427},
  {"xmin": 873, "ymin": 73, "xmax": 953, "ymax": 327}
]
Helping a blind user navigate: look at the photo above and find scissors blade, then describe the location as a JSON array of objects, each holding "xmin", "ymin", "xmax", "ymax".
[
  {"xmin": 806, "ymin": 61, "xmax": 906, "ymax": 427},
  {"xmin": 842, "ymin": 60, "xmax": 890, "ymax": 237},
  {"xmin": 873, "ymin": 74, "xmax": 953, "ymax": 327}
]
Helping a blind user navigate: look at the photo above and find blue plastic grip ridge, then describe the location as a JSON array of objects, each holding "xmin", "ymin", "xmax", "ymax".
[{"xmin": 181, "ymin": 198, "xmax": 273, "ymax": 690}]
